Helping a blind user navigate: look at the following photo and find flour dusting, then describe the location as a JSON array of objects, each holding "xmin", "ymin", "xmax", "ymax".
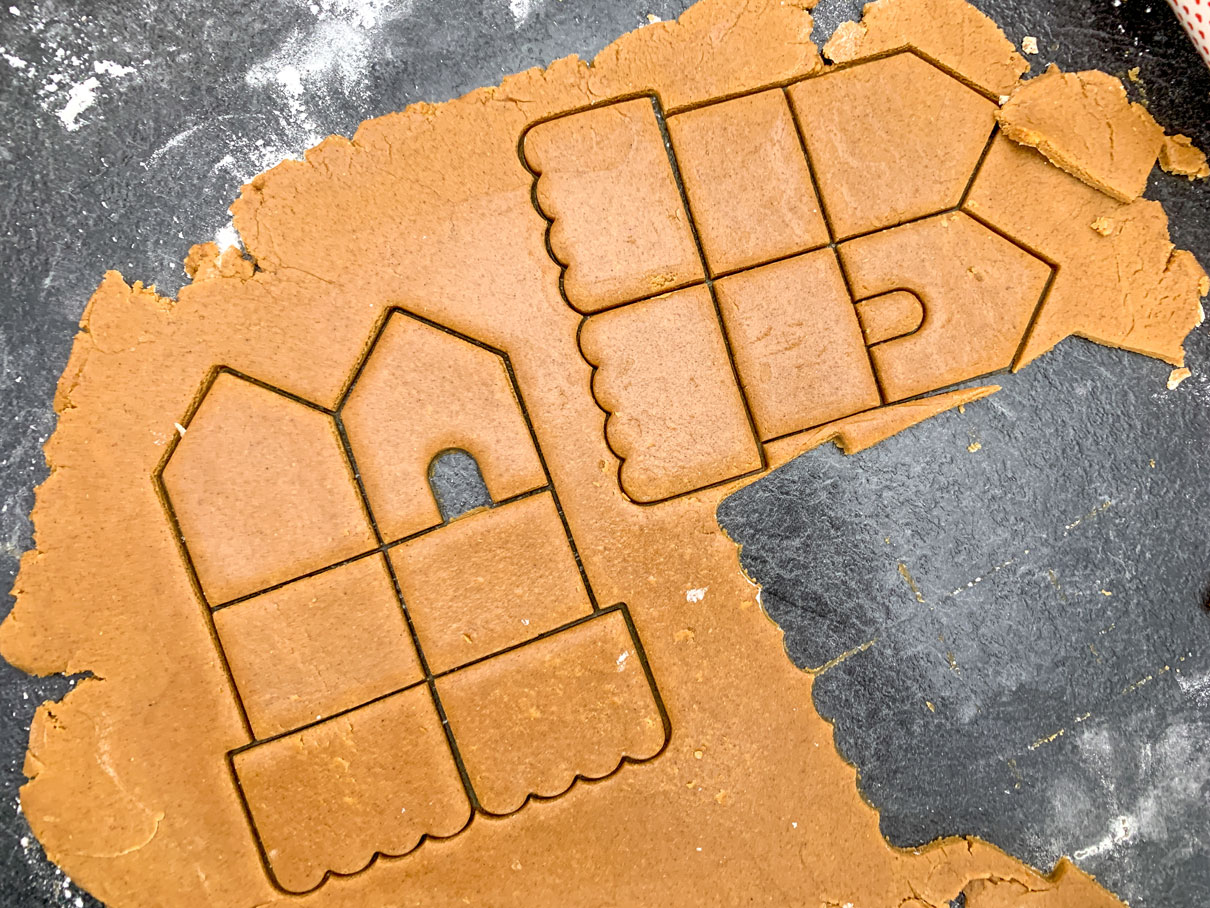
[
  {"xmin": 1072, "ymin": 813, "xmax": 1137, "ymax": 861},
  {"xmin": 0, "ymin": 4, "xmax": 141, "ymax": 132},
  {"xmin": 13, "ymin": 798, "xmax": 87, "ymax": 906},
  {"xmin": 52, "ymin": 60, "xmax": 140, "ymax": 131},
  {"xmin": 92, "ymin": 59, "xmax": 135, "ymax": 78},
  {"xmin": 56, "ymin": 76, "xmax": 99, "ymax": 131},
  {"xmin": 1061, "ymin": 720, "xmax": 1210, "ymax": 876},
  {"xmin": 214, "ymin": 219, "xmax": 242, "ymax": 252},
  {"xmin": 1176, "ymin": 670, "xmax": 1210, "ymax": 706},
  {"xmin": 509, "ymin": 0, "xmax": 540, "ymax": 26},
  {"xmin": 307, "ymin": 0, "xmax": 397, "ymax": 29},
  {"xmin": 242, "ymin": 0, "xmax": 415, "ymax": 168}
]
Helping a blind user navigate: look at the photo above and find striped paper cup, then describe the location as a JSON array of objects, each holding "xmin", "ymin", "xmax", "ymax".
[{"xmin": 1167, "ymin": 0, "xmax": 1210, "ymax": 66}]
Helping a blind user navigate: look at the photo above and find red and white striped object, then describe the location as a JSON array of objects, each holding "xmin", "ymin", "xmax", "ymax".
[{"xmin": 1167, "ymin": 0, "xmax": 1210, "ymax": 66}]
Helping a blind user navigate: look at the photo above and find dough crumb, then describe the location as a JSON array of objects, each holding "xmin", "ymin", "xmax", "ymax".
[
  {"xmin": 1022, "ymin": 36, "xmax": 1039, "ymax": 55},
  {"xmin": 1158, "ymin": 133, "xmax": 1210, "ymax": 181},
  {"xmin": 967, "ymin": 441, "xmax": 982, "ymax": 452},
  {"xmin": 1126, "ymin": 66, "xmax": 1140, "ymax": 83},
  {"xmin": 1090, "ymin": 216, "xmax": 1115, "ymax": 236},
  {"xmin": 183, "ymin": 240, "xmax": 255, "ymax": 281},
  {"xmin": 646, "ymin": 13, "xmax": 661, "ymax": 24},
  {"xmin": 1167, "ymin": 367, "xmax": 1192, "ymax": 390}
]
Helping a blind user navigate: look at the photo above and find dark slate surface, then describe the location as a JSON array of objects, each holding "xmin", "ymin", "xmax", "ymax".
[{"xmin": 0, "ymin": 1, "xmax": 1207, "ymax": 906}]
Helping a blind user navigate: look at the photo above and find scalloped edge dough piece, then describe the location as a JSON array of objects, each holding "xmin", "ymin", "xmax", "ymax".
[
  {"xmin": 578, "ymin": 284, "xmax": 762, "ymax": 502},
  {"xmin": 231, "ymin": 683, "xmax": 472, "ymax": 893},
  {"xmin": 435, "ymin": 608, "xmax": 667, "ymax": 816},
  {"xmin": 524, "ymin": 97, "xmax": 702, "ymax": 313}
]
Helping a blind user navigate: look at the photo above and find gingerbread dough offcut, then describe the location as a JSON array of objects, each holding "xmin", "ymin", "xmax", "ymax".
[
  {"xmin": 996, "ymin": 64, "xmax": 1165, "ymax": 203},
  {"xmin": 2, "ymin": 1, "xmax": 1206, "ymax": 906},
  {"xmin": 1160, "ymin": 133, "xmax": 1210, "ymax": 180}
]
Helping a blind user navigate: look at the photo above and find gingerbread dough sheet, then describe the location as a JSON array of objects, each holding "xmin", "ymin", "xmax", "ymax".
[{"xmin": 2, "ymin": 0, "xmax": 1206, "ymax": 906}]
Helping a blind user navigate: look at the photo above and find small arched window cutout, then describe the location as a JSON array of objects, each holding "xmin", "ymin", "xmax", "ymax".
[{"xmin": 428, "ymin": 449, "xmax": 492, "ymax": 522}]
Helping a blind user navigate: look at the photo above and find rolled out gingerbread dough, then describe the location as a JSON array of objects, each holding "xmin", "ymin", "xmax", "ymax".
[{"xmin": 2, "ymin": 0, "xmax": 1206, "ymax": 906}]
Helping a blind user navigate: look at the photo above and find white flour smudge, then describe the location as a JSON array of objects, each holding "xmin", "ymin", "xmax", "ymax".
[
  {"xmin": 509, "ymin": 0, "xmax": 540, "ymax": 26},
  {"xmin": 2, "ymin": 5, "xmax": 141, "ymax": 131},
  {"xmin": 92, "ymin": 59, "xmax": 135, "ymax": 78},
  {"xmin": 248, "ymin": 0, "xmax": 412, "ymax": 94},
  {"xmin": 145, "ymin": 122, "xmax": 206, "ymax": 169},
  {"xmin": 242, "ymin": 0, "xmax": 415, "ymax": 167},
  {"xmin": 1, "ymin": 47, "xmax": 27, "ymax": 69},
  {"xmin": 56, "ymin": 76, "xmax": 100, "ymax": 130},
  {"xmin": 54, "ymin": 61, "xmax": 140, "ymax": 130},
  {"xmin": 140, "ymin": 1, "xmax": 416, "ymax": 183},
  {"xmin": 214, "ymin": 219, "xmax": 242, "ymax": 252},
  {"xmin": 1062, "ymin": 721, "xmax": 1210, "ymax": 871},
  {"xmin": 307, "ymin": 0, "xmax": 397, "ymax": 29},
  {"xmin": 1072, "ymin": 813, "xmax": 1137, "ymax": 861}
]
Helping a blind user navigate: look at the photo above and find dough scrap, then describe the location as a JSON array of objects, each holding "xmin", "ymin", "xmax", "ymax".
[
  {"xmin": 1159, "ymin": 132, "xmax": 1210, "ymax": 180},
  {"xmin": 967, "ymin": 135, "xmax": 1206, "ymax": 368},
  {"xmin": 0, "ymin": 0, "xmax": 1204, "ymax": 906},
  {"xmin": 997, "ymin": 64, "xmax": 1165, "ymax": 202},
  {"xmin": 762, "ymin": 385, "xmax": 1000, "ymax": 468}
]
